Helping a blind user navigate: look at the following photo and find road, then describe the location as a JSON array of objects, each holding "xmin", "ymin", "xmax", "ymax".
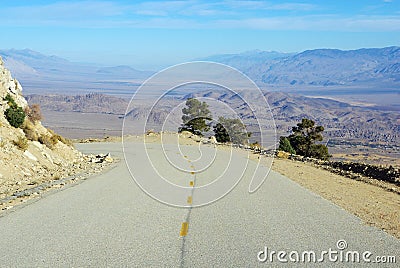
[{"xmin": 0, "ymin": 141, "xmax": 398, "ymax": 267}]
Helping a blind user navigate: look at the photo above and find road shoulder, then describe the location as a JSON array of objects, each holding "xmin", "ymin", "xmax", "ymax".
[{"xmin": 271, "ymin": 157, "xmax": 400, "ymax": 239}]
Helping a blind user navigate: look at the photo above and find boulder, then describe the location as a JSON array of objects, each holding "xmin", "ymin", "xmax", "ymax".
[{"xmin": 276, "ymin": 150, "xmax": 290, "ymax": 159}]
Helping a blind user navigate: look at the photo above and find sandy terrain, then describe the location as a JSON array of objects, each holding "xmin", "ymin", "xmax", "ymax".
[{"xmin": 271, "ymin": 157, "xmax": 400, "ymax": 239}]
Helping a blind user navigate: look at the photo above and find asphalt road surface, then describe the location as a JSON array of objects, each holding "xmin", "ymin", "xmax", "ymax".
[{"xmin": 0, "ymin": 142, "xmax": 398, "ymax": 267}]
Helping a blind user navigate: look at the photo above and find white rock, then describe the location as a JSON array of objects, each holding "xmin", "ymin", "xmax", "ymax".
[
  {"xmin": 209, "ymin": 136, "xmax": 217, "ymax": 144},
  {"xmin": 23, "ymin": 150, "xmax": 38, "ymax": 162},
  {"xmin": 7, "ymin": 80, "xmax": 16, "ymax": 94},
  {"xmin": 104, "ymin": 155, "xmax": 113, "ymax": 163},
  {"xmin": 31, "ymin": 141, "xmax": 43, "ymax": 149}
]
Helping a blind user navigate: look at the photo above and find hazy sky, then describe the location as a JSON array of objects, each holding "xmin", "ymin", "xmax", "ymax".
[{"xmin": 0, "ymin": 0, "xmax": 399, "ymax": 69}]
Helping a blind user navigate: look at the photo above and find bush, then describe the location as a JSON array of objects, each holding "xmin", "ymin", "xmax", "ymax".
[
  {"xmin": 13, "ymin": 136, "xmax": 28, "ymax": 151},
  {"xmin": 3, "ymin": 94, "xmax": 16, "ymax": 106},
  {"xmin": 25, "ymin": 104, "xmax": 43, "ymax": 122},
  {"xmin": 3, "ymin": 94, "xmax": 25, "ymax": 128},
  {"xmin": 278, "ymin": 137, "xmax": 296, "ymax": 154},
  {"xmin": 5, "ymin": 105, "xmax": 25, "ymax": 128}
]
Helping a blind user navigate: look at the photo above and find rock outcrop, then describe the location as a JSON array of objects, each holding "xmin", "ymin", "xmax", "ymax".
[{"xmin": 0, "ymin": 56, "xmax": 113, "ymax": 211}]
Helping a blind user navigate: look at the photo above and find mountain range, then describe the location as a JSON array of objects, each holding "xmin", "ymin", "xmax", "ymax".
[
  {"xmin": 0, "ymin": 49, "xmax": 152, "ymax": 95},
  {"xmin": 0, "ymin": 47, "xmax": 399, "ymax": 109},
  {"xmin": 201, "ymin": 47, "xmax": 400, "ymax": 89}
]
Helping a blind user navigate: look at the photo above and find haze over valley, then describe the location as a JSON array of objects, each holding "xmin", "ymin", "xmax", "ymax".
[{"xmin": 2, "ymin": 46, "xmax": 399, "ymax": 108}]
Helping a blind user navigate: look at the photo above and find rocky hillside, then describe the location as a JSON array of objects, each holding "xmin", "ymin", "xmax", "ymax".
[{"xmin": 0, "ymin": 56, "xmax": 112, "ymax": 211}]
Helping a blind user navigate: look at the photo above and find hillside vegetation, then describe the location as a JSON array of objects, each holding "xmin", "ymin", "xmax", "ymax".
[{"xmin": 0, "ymin": 56, "xmax": 113, "ymax": 211}]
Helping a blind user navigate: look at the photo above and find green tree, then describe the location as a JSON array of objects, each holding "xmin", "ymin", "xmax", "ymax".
[
  {"xmin": 308, "ymin": 144, "xmax": 330, "ymax": 160},
  {"xmin": 278, "ymin": 136, "xmax": 296, "ymax": 154},
  {"xmin": 283, "ymin": 118, "xmax": 330, "ymax": 160},
  {"xmin": 213, "ymin": 116, "xmax": 250, "ymax": 144},
  {"xmin": 179, "ymin": 98, "xmax": 212, "ymax": 136}
]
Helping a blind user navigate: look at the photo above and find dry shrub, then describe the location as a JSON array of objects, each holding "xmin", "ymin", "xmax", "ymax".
[
  {"xmin": 50, "ymin": 135, "xmax": 59, "ymax": 146},
  {"xmin": 38, "ymin": 127, "xmax": 74, "ymax": 149},
  {"xmin": 13, "ymin": 136, "xmax": 28, "ymax": 151},
  {"xmin": 47, "ymin": 128, "xmax": 73, "ymax": 147},
  {"xmin": 22, "ymin": 120, "xmax": 38, "ymax": 141},
  {"xmin": 38, "ymin": 135, "xmax": 54, "ymax": 149},
  {"xmin": 25, "ymin": 104, "xmax": 43, "ymax": 123},
  {"xmin": 52, "ymin": 133, "xmax": 74, "ymax": 147},
  {"xmin": 24, "ymin": 128, "xmax": 39, "ymax": 141}
]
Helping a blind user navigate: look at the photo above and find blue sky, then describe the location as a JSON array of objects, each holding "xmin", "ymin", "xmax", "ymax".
[{"xmin": 0, "ymin": 0, "xmax": 399, "ymax": 69}]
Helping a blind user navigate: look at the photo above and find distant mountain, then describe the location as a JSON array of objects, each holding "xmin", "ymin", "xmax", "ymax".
[
  {"xmin": 1, "ymin": 47, "xmax": 399, "ymax": 95},
  {"xmin": 198, "ymin": 50, "xmax": 293, "ymax": 72},
  {"xmin": 257, "ymin": 47, "xmax": 400, "ymax": 87},
  {"xmin": 0, "ymin": 49, "xmax": 152, "ymax": 94},
  {"xmin": 1, "ymin": 56, "xmax": 38, "ymax": 78},
  {"xmin": 0, "ymin": 49, "xmax": 69, "ymax": 65},
  {"xmin": 0, "ymin": 49, "xmax": 76, "ymax": 78},
  {"xmin": 199, "ymin": 47, "xmax": 400, "ymax": 89},
  {"xmin": 96, "ymin": 65, "xmax": 148, "ymax": 79}
]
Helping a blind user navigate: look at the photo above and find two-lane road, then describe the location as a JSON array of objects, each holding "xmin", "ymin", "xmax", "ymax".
[{"xmin": 0, "ymin": 141, "xmax": 398, "ymax": 267}]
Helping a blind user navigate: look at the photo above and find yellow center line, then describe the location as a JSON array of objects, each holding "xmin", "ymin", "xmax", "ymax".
[
  {"xmin": 180, "ymin": 158, "xmax": 195, "ymax": 237},
  {"xmin": 180, "ymin": 222, "xmax": 189, "ymax": 236}
]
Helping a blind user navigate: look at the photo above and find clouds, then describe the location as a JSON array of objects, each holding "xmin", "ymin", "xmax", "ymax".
[
  {"xmin": 0, "ymin": 0, "xmax": 399, "ymax": 32},
  {"xmin": 0, "ymin": 0, "xmax": 398, "ymax": 68},
  {"xmin": 219, "ymin": 15, "xmax": 400, "ymax": 31}
]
